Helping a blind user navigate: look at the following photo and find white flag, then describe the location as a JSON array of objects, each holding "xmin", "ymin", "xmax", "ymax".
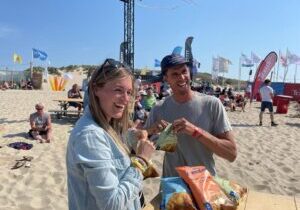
[
  {"xmin": 241, "ymin": 53, "xmax": 254, "ymax": 67},
  {"xmin": 287, "ymin": 49, "xmax": 300, "ymax": 64},
  {"xmin": 212, "ymin": 57, "xmax": 219, "ymax": 80},
  {"xmin": 251, "ymin": 52, "xmax": 261, "ymax": 63},
  {"xmin": 218, "ymin": 56, "xmax": 232, "ymax": 73}
]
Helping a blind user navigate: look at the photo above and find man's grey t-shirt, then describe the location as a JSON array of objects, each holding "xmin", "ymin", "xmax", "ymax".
[
  {"xmin": 29, "ymin": 112, "xmax": 50, "ymax": 130},
  {"xmin": 144, "ymin": 92, "xmax": 232, "ymax": 176}
]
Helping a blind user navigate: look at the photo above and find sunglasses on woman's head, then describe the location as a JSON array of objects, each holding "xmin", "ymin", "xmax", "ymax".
[
  {"xmin": 103, "ymin": 58, "xmax": 126, "ymax": 69},
  {"xmin": 93, "ymin": 58, "xmax": 131, "ymax": 79}
]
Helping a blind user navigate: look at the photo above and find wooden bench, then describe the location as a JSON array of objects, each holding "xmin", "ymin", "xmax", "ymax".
[
  {"xmin": 48, "ymin": 109, "xmax": 83, "ymax": 119},
  {"xmin": 143, "ymin": 190, "xmax": 299, "ymax": 210}
]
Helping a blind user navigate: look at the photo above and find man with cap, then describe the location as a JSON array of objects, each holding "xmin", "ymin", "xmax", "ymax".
[
  {"xmin": 259, "ymin": 79, "xmax": 278, "ymax": 126},
  {"xmin": 144, "ymin": 54, "xmax": 237, "ymax": 177}
]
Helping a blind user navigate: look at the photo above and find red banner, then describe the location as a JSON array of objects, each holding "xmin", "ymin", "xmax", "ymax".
[
  {"xmin": 283, "ymin": 83, "xmax": 300, "ymax": 101},
  {"xmin": 251, "ymin": 51, "xmax": 278, "ymax": 102}
]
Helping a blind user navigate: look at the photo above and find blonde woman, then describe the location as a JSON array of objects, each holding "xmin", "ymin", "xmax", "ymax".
[{"xmin": 66, "ymin": 59, "xmax": 155, "ymax": 210}]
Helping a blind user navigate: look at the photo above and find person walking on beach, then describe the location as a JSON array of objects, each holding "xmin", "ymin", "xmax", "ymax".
[
  {"xmin": 144, "ymin": 54, "xmax": 237, "ymax": 177},
  {"xmin": 259, "ymin": 79, "xmax": 278, "ymax": 126},
  {"xmin": 29, "ymin": 103, "xmax": 52, "ymax": 143},
  {"xmin": 66, "ymin": 58, "xmax": 156, "ymax": 210}
]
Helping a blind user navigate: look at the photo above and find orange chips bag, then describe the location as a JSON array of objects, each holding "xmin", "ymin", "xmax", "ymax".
[
  {"xmin": 160, "ymin": 177, "xmax": 197, "ymax": 210},
  {"xmin": 176, "ymin": 166, "xmax": 236, "ymax": 210}
]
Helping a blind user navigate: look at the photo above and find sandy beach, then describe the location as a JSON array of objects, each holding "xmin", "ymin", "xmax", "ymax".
[{"xmin": 0, "ymin": 88, "xmax": 299, "ymax": 210}]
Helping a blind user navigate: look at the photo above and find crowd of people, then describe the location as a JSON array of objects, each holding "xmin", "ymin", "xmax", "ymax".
[{"xmin": 0, "ymin": 79, "xmax": 33, "ymax": 90}]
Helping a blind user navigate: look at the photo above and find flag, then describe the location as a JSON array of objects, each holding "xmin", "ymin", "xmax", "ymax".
[
  {"xmin": 241, "ymin": 53, "xmax": 254, "ymax": 67},
  {"xmin": 154, "ymin": 59, "xmax": 160, "ymax": 67},
  {"xmin": 251, "ymin": 51, "xmax": 277, "ymax": 103},
  {"xmin": 211, "ymin": 57, "xmax": 219, "ymax": 80},
  {"xmin": 192, "ymin": 59, "xmax": 200, "ymax": 75},
  {"xmin": 218, "ymin": 56, "xmax": 232, "ymax": 72},
  {"xmin": 251, "ymin": 52, "xmax": 261, "ymax": 63},
  {"xmin": 32, "ymin": 48, "xmax": 48, "ymax": 61},
  {"xmin": 140, "ymin": 67, "xmax": 148, "ymax": 75},
  {"xmin": 287, "ymin": 49, "xmax": 300, "ymax": 64},
  {"xmin": 279, "ymin": 51, "xmax": 288, "ymax": 67},
  {"xmin": 13, "ymin": 53, "xmax": 23, "ymax": 64},
  {"xmin": 172, "ymin": 46, "xmax": 183, "ymax": 55}
]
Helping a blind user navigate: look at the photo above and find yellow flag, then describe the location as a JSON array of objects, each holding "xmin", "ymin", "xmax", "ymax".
[
  {"xmin": 140, "ymin": 67, "xmax": 148, "ymax": 75},
  {"xmin": 13, "ymin": 53, "xmax": 23, "ymax": 64}
]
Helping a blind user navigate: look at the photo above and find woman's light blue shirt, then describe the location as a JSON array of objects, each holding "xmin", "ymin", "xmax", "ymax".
[{"xmin": 66, "ymin": 108, "xmax": 143, "ymax": 210}]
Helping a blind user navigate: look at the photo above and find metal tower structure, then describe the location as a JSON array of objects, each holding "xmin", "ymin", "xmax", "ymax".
[{"xmin": 120, "ymin": 0, "xmax": 135, "ymax": 72}]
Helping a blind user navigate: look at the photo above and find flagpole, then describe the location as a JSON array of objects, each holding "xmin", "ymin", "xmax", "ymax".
[
  {"xmin": 30, "ymin": 49, "xmax": 33, "ymax": 79},
  {"xmin": 238, "ymin": 55, "xmax": 241, "ymax": 91},
  {"xmin": 276, "ymin": 50, "xmax": 280, "ymax": 82},
  {"xmin": 294, "ymin": 64, "xmax": 297, "ymax": 83},
  {"xmin": 283, "ymin": 48, "xmax": 288, "ymax": 83}
]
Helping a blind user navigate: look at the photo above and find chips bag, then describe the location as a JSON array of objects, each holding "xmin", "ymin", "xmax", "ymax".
[
  {"xmin": 213, "ymin": 176, "xmax": 247, "ymax": 205},
  {"xmin": 160, "ymin": 177, "xmax": 197, "ymax": 210},
  {"xmin": 176, "ymin": 166, "xmax": 236, "ymax": 210},
  {"xmin": 156, "ymin": 124, "xmax": 177, "ymax": 152}
]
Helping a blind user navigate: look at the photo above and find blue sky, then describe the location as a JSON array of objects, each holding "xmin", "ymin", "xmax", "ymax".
[{"xmin": 1, "ymin": 0, "xmax": 300, "ymax": 82}]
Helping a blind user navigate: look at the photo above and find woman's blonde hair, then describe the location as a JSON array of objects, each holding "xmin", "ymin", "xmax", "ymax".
[{"xmin": 88, "ymin": 59, "xmax": 135, "ymax": 155}]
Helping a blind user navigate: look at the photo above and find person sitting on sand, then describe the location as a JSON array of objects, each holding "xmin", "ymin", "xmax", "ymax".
[
  {"xmin": 67, "ymin": 83, "xmax": 83, "ymax": 112},
  {"xmin": 235, "ymin": 94, "xmax": 246, "ymax": 112},
  {"xmin": 29, "ymin": 103, "xmax": 52, "ymax": 143}
]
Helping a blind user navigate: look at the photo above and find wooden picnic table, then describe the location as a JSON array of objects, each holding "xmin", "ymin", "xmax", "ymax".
[
  {"xmin": 50, "ymin": 98, "xmax": 83, "ymax": 119},
  {"xmin": 143, "ymin": 190, "xmax": 299, "ymax": 210}
]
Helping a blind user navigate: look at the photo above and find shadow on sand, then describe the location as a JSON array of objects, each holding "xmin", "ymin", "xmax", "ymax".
[
  {"xmin": 0, "ymin": 118, "xmax": 28, "ymax": 124},
  {"xmin": 3, "ymin": 132, "xmax": 29, "ymax": 139},
  {"xmin": 231, "ymin": 123, "xmax": 258, "ymax": 128},
  {"xmin": 285, "ymin": 122, "xmax": 300, "ymax": 128}
]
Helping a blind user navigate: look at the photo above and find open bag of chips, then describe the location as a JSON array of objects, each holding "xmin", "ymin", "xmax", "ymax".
[
  {"xmin": 155, "ymin": 124, "xmax": 178, "ymax": 152},
  {"xmin": 175, "ymin": 166, "xmax": 247, "ymax": 210},
  {"xmin": 160, "ymin": 177, "xmax": 197, "ymax": 210}
]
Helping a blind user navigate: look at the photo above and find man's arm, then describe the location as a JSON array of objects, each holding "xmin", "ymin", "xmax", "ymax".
[
  {"xmin": 194, "ymin": 128, "xmax": 237, "ymax": 162},
  {"xmin": 29, "ymin": 115, "xmax": 37, "ymax": 131},
  {"xmin": 172, "ymin": 118, "xmax": 237, "ymax": 162},
  {"xmin": 45, "ymin": 115, "xmax": 52, "ymax": 131}
]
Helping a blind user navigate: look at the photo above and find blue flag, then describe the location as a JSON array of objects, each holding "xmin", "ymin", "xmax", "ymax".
[
  {"xmin": 154, "ymin": 59, "xmax": 161, "ymax": 67},
  {"xmin": 33, "ymin": 48, "xmax": 48, "ymax": 61},
  {"xmin": 172, "ymin": 46, "xmax": 183, "ymax": 55}
]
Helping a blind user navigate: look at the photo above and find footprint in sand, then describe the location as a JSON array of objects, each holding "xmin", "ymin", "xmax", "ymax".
[
  {"xmin": 253, "ymin": 184, "xmax": 271, "ymax": 191},
  {"xmin": 281, "ymin": 166, "xmax": 293, "ymax": 173}
]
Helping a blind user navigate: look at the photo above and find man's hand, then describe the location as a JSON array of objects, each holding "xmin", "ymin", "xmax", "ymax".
[
  {"xmin": 147, "ymin": 119, "xmax": 169, "ymax": 136},
  {"xmin": 172, "ymin": 118, "xmax": 196, "ymax": 136}
]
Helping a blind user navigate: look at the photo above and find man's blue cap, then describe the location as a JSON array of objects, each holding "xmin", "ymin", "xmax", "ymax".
[{"xmin": 161, "ymin": 54, "xmax": 189, "ymax": 75}]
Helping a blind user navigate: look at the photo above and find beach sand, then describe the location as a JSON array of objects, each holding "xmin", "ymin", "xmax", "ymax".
[{"xmin": 0, "ymin": 87, "xmax": 299, "ymax": 209}]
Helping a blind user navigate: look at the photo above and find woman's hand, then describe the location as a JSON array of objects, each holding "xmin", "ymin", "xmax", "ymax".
[
  {"xmin": 135, "ymin": 139, "xmax": 155, "ymax": 162},
  {"xmin": 172, "ymin": 118, "xmax": 196, "ymax": 136},
  {"xmin": 133, "ymin": 129, "xmax": 148, "ymax": 141}
]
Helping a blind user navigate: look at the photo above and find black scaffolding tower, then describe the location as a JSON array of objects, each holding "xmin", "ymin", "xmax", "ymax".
[{"xmin": 120, "ymin": 0, "xmax": 135, "ymax": 72}]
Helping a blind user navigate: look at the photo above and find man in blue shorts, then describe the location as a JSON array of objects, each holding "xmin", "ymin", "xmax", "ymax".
[{"xmin": 259, "ymin": 79, "xmax": 278, "ymax": 126}]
